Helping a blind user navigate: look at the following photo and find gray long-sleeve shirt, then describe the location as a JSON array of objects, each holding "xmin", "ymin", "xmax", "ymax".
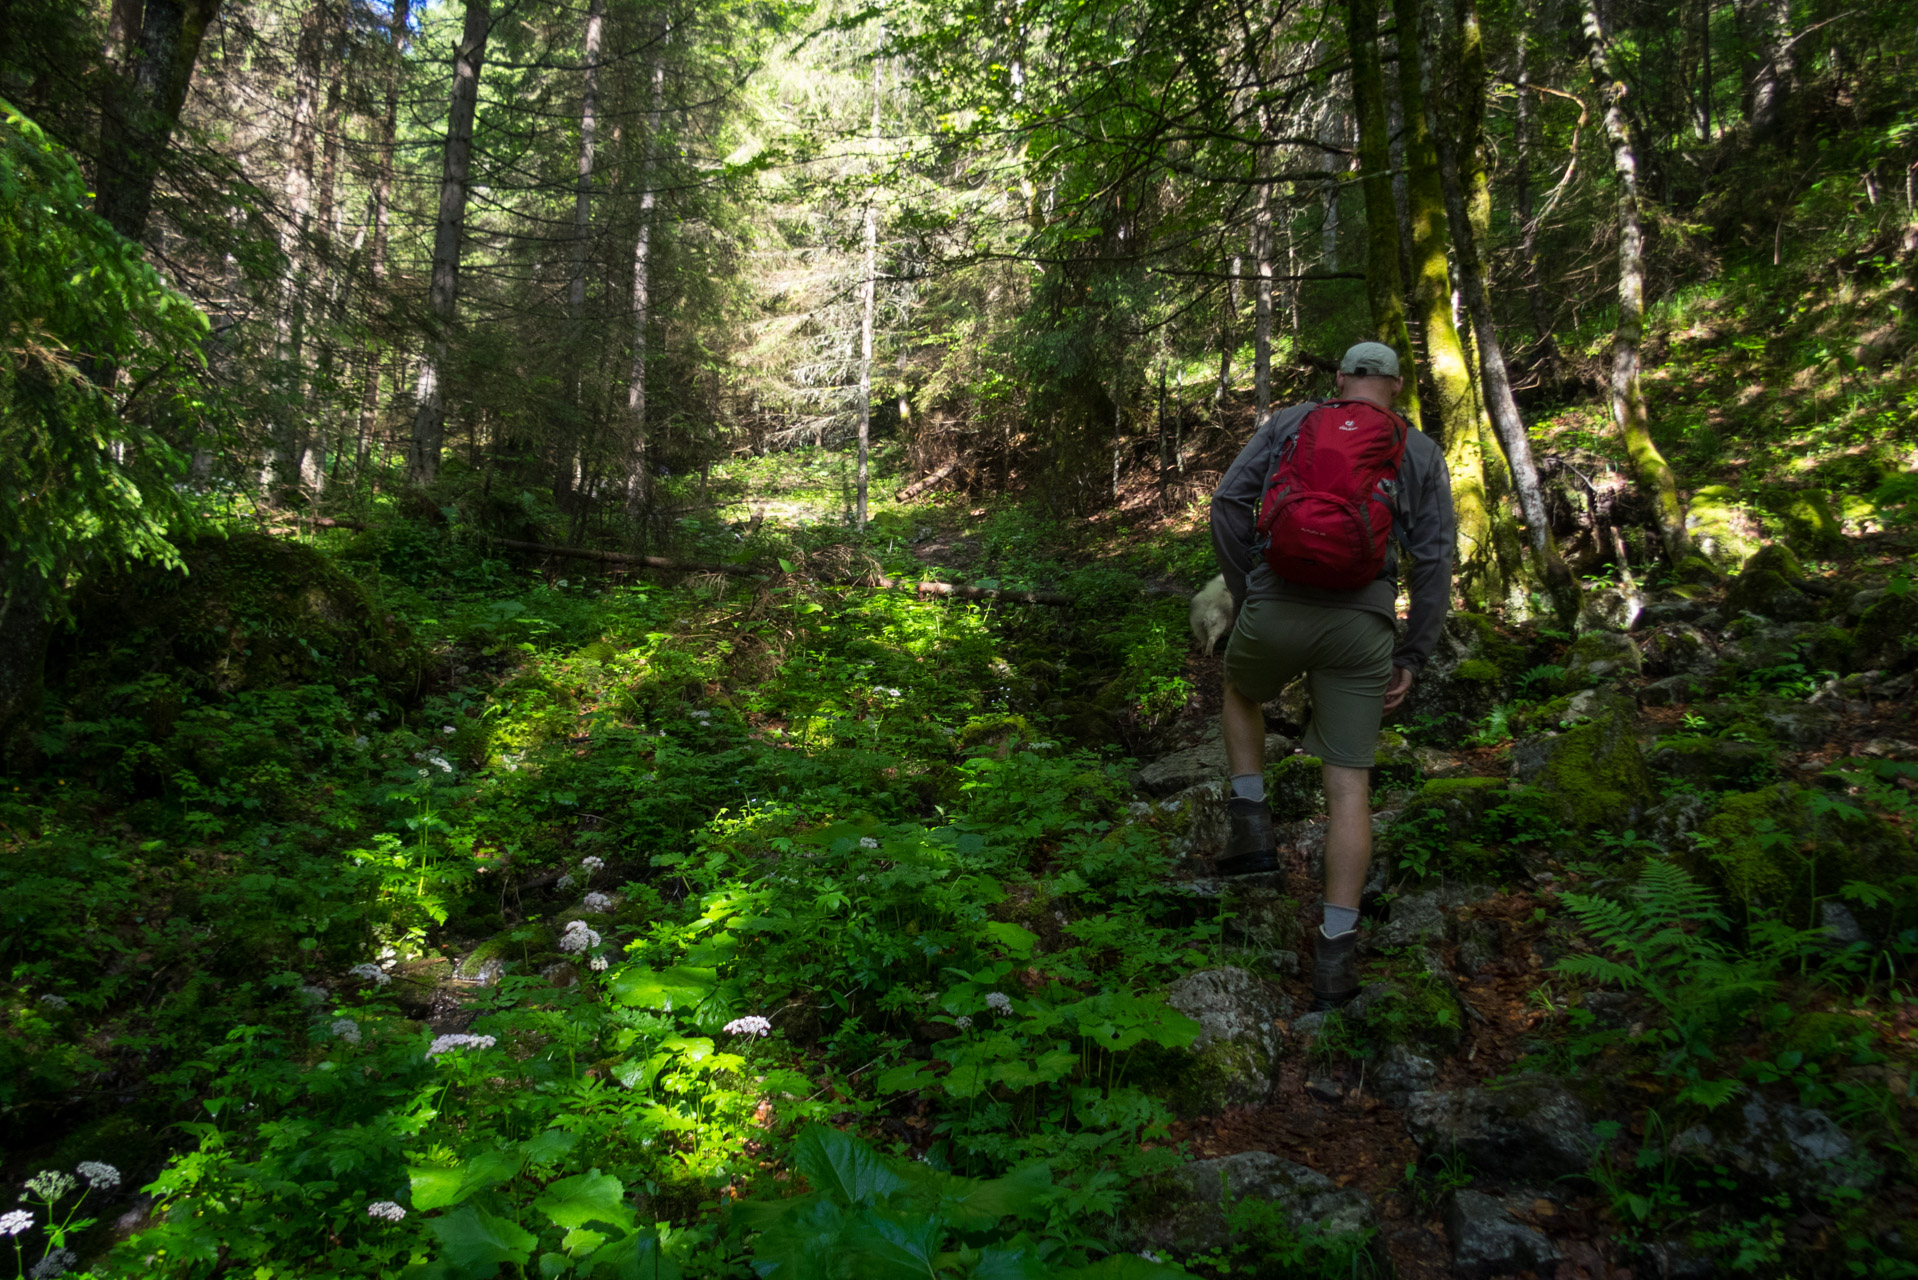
[{"xmin": 1209, "ymin": 400, "xmax": 1455, "ymax": 673}]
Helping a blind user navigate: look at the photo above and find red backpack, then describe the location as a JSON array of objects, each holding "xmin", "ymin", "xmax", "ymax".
[{"xmin": 1255, "ymin": 399, "xmax": 1408, "ymax": 590}]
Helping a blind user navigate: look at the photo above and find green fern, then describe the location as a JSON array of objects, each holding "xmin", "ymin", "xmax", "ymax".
[{"xmin": 1557, "ymin": 862, "xmax": 1781, "ymax": 1098}]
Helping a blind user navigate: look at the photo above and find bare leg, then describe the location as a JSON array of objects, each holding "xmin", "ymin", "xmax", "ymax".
[
  {"xmin": 1321, "ymin": 763, "xmax": 1372, "ymax": 909},
  {"xmin": 1222, "ymin": 680, "xmax": 1266, "ymax": 779}
]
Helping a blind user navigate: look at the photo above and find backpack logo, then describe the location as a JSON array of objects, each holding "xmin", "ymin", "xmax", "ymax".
[{"xmin": 1254, "ymin": 400, "xmax": 1407, "ymax": 591}]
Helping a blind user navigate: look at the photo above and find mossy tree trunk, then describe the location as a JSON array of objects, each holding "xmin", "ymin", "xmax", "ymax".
[
  {"xmin": 1447, "ymin": 0, "xmax": 1578, "ymax": 620},
  {"xmin": 1344, "ymin": 0, "xmax": 1422, "ymax": 431},
  {"xmin": 1582, "ymin": 0, "xmax": 1693, "ymax": 566},
  {"xmin": 1395, "ymin": 0, "xmax": 1500, "ymax": 609}
]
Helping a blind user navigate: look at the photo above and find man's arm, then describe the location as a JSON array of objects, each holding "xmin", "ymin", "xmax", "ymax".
[
  {"xmin": 1209, "ymin": 404, "xmax": 1314, "ymax": 606},
  {"xmin": 1393, "ymin": 441, "xmax": 1456, "ymax": 675}
]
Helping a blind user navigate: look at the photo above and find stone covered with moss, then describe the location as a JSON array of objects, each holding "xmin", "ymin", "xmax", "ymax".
[
  {"xmin": 1160, "ymin": 966, "xmax": 1286, "ymax": 1113},
  {"xmin": 1726, "ymin": 544, "xmax": 1819, "ymax": 622},
  {"xmin": 1647, "ymin": 735, "xmax": 1773, "ymax": 789},
  {"xmin": 1562, "ymin": 631, "xmax": 1644, "ymax": 687},
  {"xmin": 1508, "ymin": 692, "xmax": 1656, "ymax": 831},
  {"xmin": 1686, "ymin": 485, "xmax": 1763, "ymax": 571},
  {"xmin": 1756, "ymin": 484, "xmax": 1845, "ymax": 554},
  {"xmin": 1267, "ymin": 753, "xmax": 1326, "ymax": 820},
  {"xmin": 59, "ymin": 531, "xmax": 422, "ymax": 699},
  {"xmin": 1399, "ymin": 612, "xmax": 1528, "ymax": 741},
  {"xmin": 1851, "ymin": 591, "xmax": 1918, "ymax": 673},
  {"xmin": 1682, "ymin": 784, "xmax": 1917, "ymax": 928}
]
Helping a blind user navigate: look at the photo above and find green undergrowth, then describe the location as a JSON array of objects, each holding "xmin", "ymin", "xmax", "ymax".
[{"xmin": 0, "ymin": 490, "xmax": 1243, "ymax": 1279}]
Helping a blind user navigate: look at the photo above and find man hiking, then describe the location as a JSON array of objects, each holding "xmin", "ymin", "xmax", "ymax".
[{"xmin": 1207, "ymin": 341, "xmax": 1455, "ymax": 1010}]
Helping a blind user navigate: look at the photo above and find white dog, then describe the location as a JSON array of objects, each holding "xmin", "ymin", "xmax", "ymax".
[{"xmin": 1189, "ymin": 574, "xmax": 1235, "ymax": 654}]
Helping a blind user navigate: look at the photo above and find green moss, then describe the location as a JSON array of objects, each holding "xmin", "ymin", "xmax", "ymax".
[
  {"xmin": 1647, "ymin": 735, "xmax": 1773, "ymax": 788},
  {"xmin": 1686, "ymin": 484, "xmax": 1762, "ymax": 570},
  {"xmin": 1851, "ymin": 592, "xmax": 1918, "ymax": 672},
  {"xmin": 1451, "ymin": 612, "xmax": 1525, "ymax": 676},
  {"xmin": 1361, "ymin": 973, "xmax": 1463, "ymax": 1051},
  {"xmin": 1683, "ymin": 784, "xmax": 1918, "ymax": 925},
  {"xmin": 1373, "ymin": 731, "xmax": 1422, "ymax": 791},
  {"xmin": 1514, "ymin": 696, "xmax": 1656, "ymax": 832},
  {"xmin": 1757, "ymin": 485, "xmax": 1844, "ymax": 554},
  {"xmin": 1455, "ymin": 659, "xmax": 1500, "ymax": 683},
  {"xmin": 957, "ymin": 713, "xmax": 1032, "ymax": 752},
  {"xmin": 1267, "ymin": 754, "xmax": 1325, "ymax": 820}
]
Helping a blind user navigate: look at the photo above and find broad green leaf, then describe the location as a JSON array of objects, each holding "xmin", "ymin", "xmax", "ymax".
[
  {"xmin": 876, "ymin": 1060, "xmax": 938, "ymax": 1094},
  {"xmin": 943, "ymin": 1063, "xmax": 992, "ymax": 1099},
  {"xmin": 939, "ymin": 1162, "xmax": 1051, "ymax": 1227},
  {"xmin": 983, "ymin": 922, "xmax": 1039, "ymax": 958},
  {"xmin": 411, "ymin": 1149, "xmax": 525, "ymax": 1211},
  {"xmin": 970, "ymin": 1243, "xmax": 1053, "ymax": 1280},
  {"xmin": 609, "ymin": 965, "xmax": 718, "ymax": 1011},
  {"xmin": 584, "ymin": 1230, "xmax": 681, "ymax": 1280},
  {"xmin": 428, "ymin": 1204, "xmax": 537, "ymax": 1275},
  {"xmin": 1058, "ymin": 1255, "xmax": 1184, "ymax": 1278},
  {"xmin": 792, "ymin": 1124, "xmax": 907, "ymax": 1207},
  {"xmin": 408, "ymin": 1167, "xmax": 468, "ymax": 1212},
  {"xmin": 843, "ymin": 1207, "xmax": 946, "ymax": 1279},
  {"xmin": 534, "ymin": 1169, "xmax": 633, "ymax": 1232},
  {"xmin": 522, "ymin": 1129, "xmax": 580, "ymax": 1167}
]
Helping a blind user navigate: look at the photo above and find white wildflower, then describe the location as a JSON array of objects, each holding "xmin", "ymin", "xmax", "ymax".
[
  {"xmin": 582, "ymin": 891, "xmax": 613, "ymax": 913},
  {"xmin": 76, "ymin": 1162, "xmax": 120, "ymax": 1191},
  {"xmin": 36, "ymin": 994, "xmax": 67, "ymax": 1010},
  {"xmin": 985, "ymin": 991, "xmax": 1012, "ymax": 1014},
  {"xmin": 426, "ymin": 1033, "xmax": 497, "ymax": 1058},
  {"xmin": 299, "ymin": 984, "xmax": 327, "ymax": 1004},
  {"xmin": 364, "ymin": 712, "xmax": 379, "ymax": 722},
  {"xmin": 589, "ymin": 955, "xmax": 609, "ymax": 972},
  {"xmin": 367, "ymin": 1201, "xmax": 406, "ymax": 1222},
  {"xmin": 580, "ymin": 856, "xmax": 605, "ymax": 872},
  {"xmin": 858, "ymin": 836, "xmax": 880, "ymax": 850},
  {"xmin": 30, "ymin": 1247, "xmax": 74, "ymax": 1278},
  {"xmin": 23, "ymin": 1171, "xmax": 75, "ymax": 1203},
  {"xmin": 723, "ymin": 1015, "xmax": 772, "ymax": 1038},
  {"xmin": 417, "ymin": 768, "xmax": 430, "ymax": 778},
  {"xmin": 442, "ymin": 725, "xmax": 456, "ymax": 736},
  {"xmin": 330, "ymin": 1018, "xmax": 361, "ymax": 1045},
  {"xmin": 557, "ymin": 920, "xmax": 601, "ymax": 953},
  {"xmin": 954, "ymin": 1016, "xmax": 973, "ymax": 1031},
  {"xmin": 428, "ymin": 755, "xmax": 453, "ymax": 774},
  {"xmin": 556, "ymin": 579, "xmax": 568, "ymax": 588},
  {"xmin": 689, "ymin": 710, "xmax": 711, "ymax": 721},
  {"xmin": 354, "ymin": 735, "xmax": 370, "ymax": 749},
  {"xmin": 348, "ymin": 963, "xmax": 391, "ymax": 987},
  {"xmin": 556, "ymin": 873, "xmax": 577, "ymax": 891},
  {"xmin": 0, "ymin": 1210, "xmax": 32, "ymax": 1236}
]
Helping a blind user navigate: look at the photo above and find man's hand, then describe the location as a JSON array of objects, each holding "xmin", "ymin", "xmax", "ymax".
[{"xmin": 1383, "ymin": 664, "xmax": 1415, "ymax": 711}]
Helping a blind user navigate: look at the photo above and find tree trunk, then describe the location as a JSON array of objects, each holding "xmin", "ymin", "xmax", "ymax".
[
  {"xmin": 1395, "ymin": 0, "xmax": 1496, "ymax": 606},
  {"xmin": 855, "ymin": 24, "xmax": 882, "ymax": 528},
  {"xmin": 1583, "ymin": 0, "xmax": 1692, "ymax": 564},
  {"xmin": 1448, "ymin": 0, "xmax": 1577, "ymax": 617},
  {"xmin": 555, "ymin": 0, "xmax": 604, "ymax": 507},
  {"xmin": 356, "ymin": 0, "xmax": 409, "ymax": 481},
  {"xmin": 407, "ymin": 0, "xmax": 491, "ymax": 488},
  {"xmin": 1512, "ymin": 9, "xmax": 1563, "ymax": 375},
  {"xmin": 1741, "ymin": 0, "xmax": 1793, "ymax": 138},
  {"xmin": 1254, "ymin": 184, "xmax": 1272, "ymax": 420},
  {"xmin": 0, "ymin": 556, "xmax": 51, "ymax": 771},
  {"xmin": 623, "ymin": 26, "xmax": 667, "ymax": 525},
  {"xmin": 271, "ymin": 0, "xmax": 323, "ymax": 502},
  {"xmin": 1344, "ymin": 0, "xmax": 1422, "ymax": 430},
  {"xmin": 1217, "ymin": 251, "xmax": 1239, "ymax": 406},
  {"xmin": 95, "ymin": 0, "xmax": 225, "ymax": 244}
]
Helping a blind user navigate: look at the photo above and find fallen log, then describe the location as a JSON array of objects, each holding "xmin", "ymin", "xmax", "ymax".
[
  {"xmin": 896, "ymin": 461, "xmax": 958, "ymax": 502},
  {"xmin": 488, "ymin": 537, "xmax": 1072, "ymax": 605}
]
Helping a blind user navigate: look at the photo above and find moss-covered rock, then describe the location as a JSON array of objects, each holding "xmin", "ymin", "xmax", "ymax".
[
  {"xmin": 1399, "ymin": 613, "xmax": 1526, "ymax": 742},
  {"xmin": 1393, "ymin": 777, "xmax": 1510, "ymax": 840},
  {"xmin": 1726, "ymin": 544, "xmax": 1819, "ymax": 622},
  {"xmin": 1563, "ymin": 631, "xmax": 1644, "ymax": 686},
  {"xmin": 1267, "ymin": 753, "xmax": 1325, "ymax": 820},
  {"xmin": 1160, "ymin": 967, "xmax": 1286, "ymax": 1113},
  {"xmin": 57, "ymin": 531, "xmax": 422, "ymax": 699},
  {"xmin": 1508, "ymin": 693, "xmax": 1656, "ymax": 831},
  {"xmin": 1850, "ymin": 591, "xmax": 1918, "ymax": 673},
  {"xmin": 1757, "ymin": 485, "xmax": 1845, "ymax": 554},
  {"xmin": 1686, "ymin": 485, "xmax": 1763, "ymax": 571},
  {"xmin": 1125, "ymin": 1151, "xmax": 1380, "ymax": 1259},
  {"xmin": 1647, "ymin": 736, "xmax": 1774, "ymax": 789},
  {"xmin": 1683, "ymin": 785, "xmax": 1917, "ymax": 928},
  {"xmin": 1373, "ymin": 730, "xmax": 1422, "ymax": 791}
]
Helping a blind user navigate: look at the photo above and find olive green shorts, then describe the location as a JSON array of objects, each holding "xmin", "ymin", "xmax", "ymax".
[{"xmin": 1223, "ymin": 599, "xmax": 1394, "ymax": 769}]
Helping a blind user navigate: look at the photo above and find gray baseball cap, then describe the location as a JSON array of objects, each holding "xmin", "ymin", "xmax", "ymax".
[{"xmin": 1340, "ymin": 341, "xmax": 1401, "ymax": 377}]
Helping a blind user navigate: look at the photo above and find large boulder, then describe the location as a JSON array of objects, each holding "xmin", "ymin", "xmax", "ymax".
[
  {"xmin": 56, "ymin": 532, "xmax": 421, "ymax": 700},
  {"xmin": 1646, "ymin": 736, "xmax": 1773, "ymax": 789},
  {"xmin": 1443, "ymin": 1190, "xmax": 1562, "ymax": 1277},
  {"xmin": 1636, "ymin": 623, "xmax": 1718, "ymax": 679},
  {"xmin": 1397, "ymin": 613, "xmax": 1526, "ymax": 742},
  {"xmin": 1851, "ymin": 590, "xmax": 1918, "ymax": 673},
  {"xmin": 1404, "ymin": 1076, "xmax": 1600, "ymax": 1183},
  {"xmin": 1508, "ymin": 692, "xmax": 1657, "ymax": 831},
  {"xmin": 1161, "ymin": 967, "xmax": 1286, "ymax": 1112},
  {"xmin": 1562, "ymin": 630, "xmax": 1644, "ymax": 686},
  {"xmin": 1126, "ymin": 1151, "xmax": 1378, "ymax": 1257},
  {"xmin": 1725, "ymin": 544, "xmax": 1819, "ymax": 622},
  {"xmin": 1381, "ymin": 777, "xmax": 1513, "ymax": 882},
  {"xmin": 1685, "ymin": 485, "xmax": 1762, "ymax": 572},
  {"xmin": 1135, "ymin": 724, "xmax": 1294, "ymax": 795},
  {"xmin": 1756, "ymin": 484, "xmax": 1845, "ymax": 555},
  {"xmin": 1669, "ymin": 1095, "xmax": 1875, "ymax": 1194},
  {"xmin": 1682, "ymin": 784, "xmax": 1917, "ymax": 929}
]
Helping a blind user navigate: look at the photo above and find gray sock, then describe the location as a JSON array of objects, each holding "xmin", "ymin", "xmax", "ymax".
[
  {"xmin": 1323, "ymin": 904, "xmax": 1360, "ymax": 937},
  {"xmin": 1229, "ymin": 773, "xmax": 1264, "ymax": 802}
]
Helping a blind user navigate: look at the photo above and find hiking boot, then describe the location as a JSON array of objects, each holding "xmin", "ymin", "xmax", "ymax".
[
  {"xmin": 1215, "ymin": 797, "xmax": 1282, "ymax": 878},
  {"xmin": 1310, "ymin": 926, "xmax": 1361, "ymax": 1011}
]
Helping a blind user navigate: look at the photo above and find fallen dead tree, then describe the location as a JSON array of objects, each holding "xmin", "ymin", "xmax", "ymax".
[
  {"xmin": 487, "ymin": 537, "xmax": 1072, "ymax": 605},
  {"xmin": 896, "ymin": 461, "xmax": 958, "ymax": 501}
]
